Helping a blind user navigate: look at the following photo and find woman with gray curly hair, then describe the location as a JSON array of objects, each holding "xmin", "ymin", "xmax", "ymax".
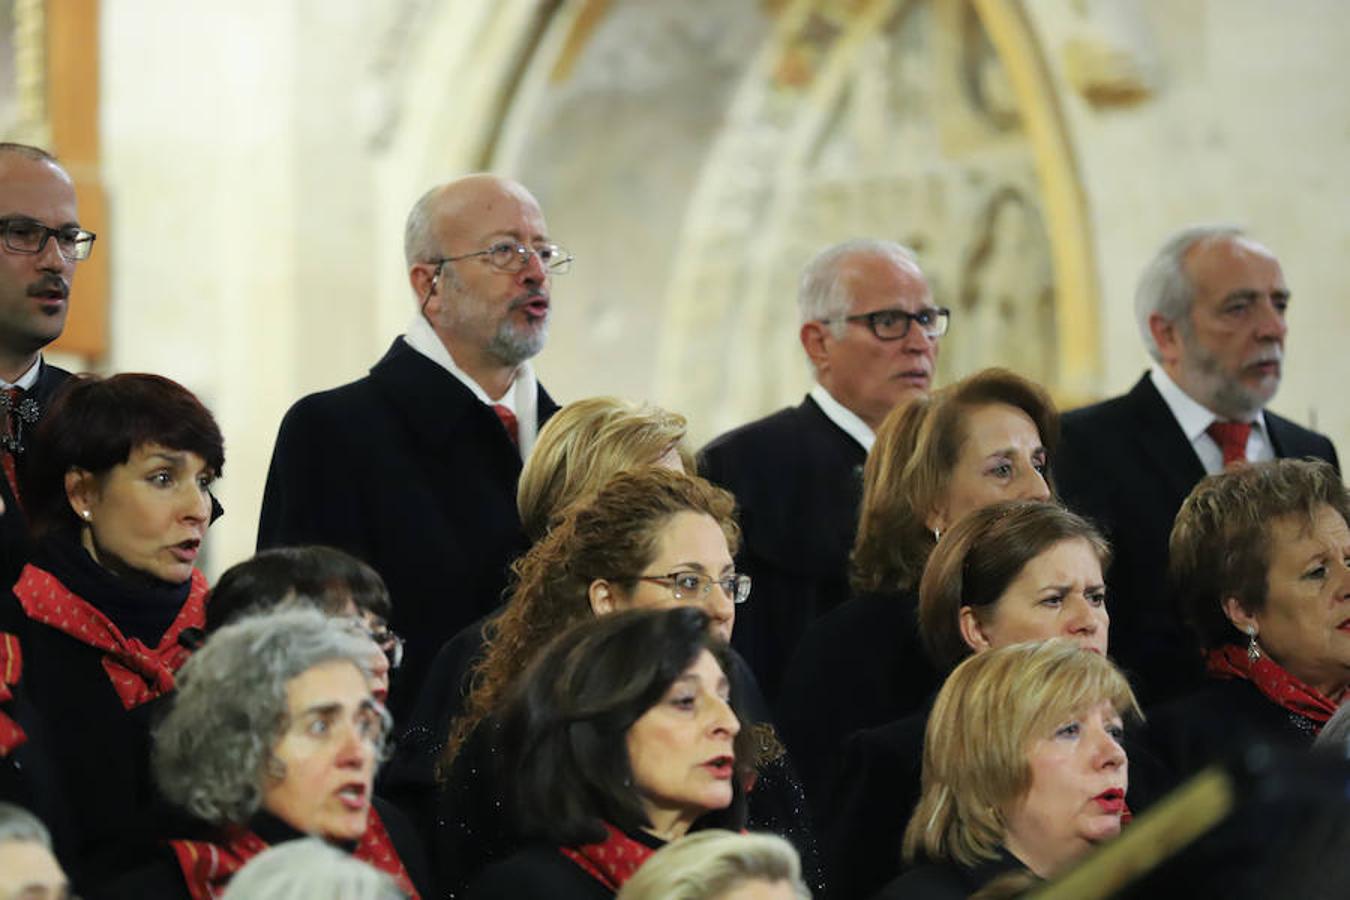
[{"xmin": 101, "ymin": 605, "xmax": 431, "ymax": 899}]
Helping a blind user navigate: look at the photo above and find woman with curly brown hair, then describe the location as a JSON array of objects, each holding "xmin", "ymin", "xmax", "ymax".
[{"xmin": 431, "ymin": 467, "xmax": 813, "ymax": 895}]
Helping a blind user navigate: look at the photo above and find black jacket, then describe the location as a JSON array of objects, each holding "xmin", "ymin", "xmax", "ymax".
[
  {"xmin": 876, "ymin": 847, "xmax": 1035, "ymax": 900},
  {"xmin": 256, "ymin": 338, "xmax": 559, "ymax": 719},
  {"xmin": 775, "ymin": 588, "xmax": 940, "ymax": 826},
  {"xmin": 701, "ymin": 395, "xmax": 866, "ymax": 701},
  {"xmin": 0, "ymin": 359, "xmax": 72, "ymax": 588},
  {"xmin": 1056, "ymin": 373, "xmax": 1339, "ymax": 705}
]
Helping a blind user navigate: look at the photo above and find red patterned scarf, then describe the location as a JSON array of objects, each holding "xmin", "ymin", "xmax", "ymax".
[
  {"xmin": 13, "ymin": 563, "xmax": 208, "ymax": 710},
  {"xmin": 169, "ymin": 808, "xmax": 419, "ymax": 899},
  {"xmin": 1206, "ymin": 643, "xmax": 1340, "ymax": 728},
  {"xmin": 559, "ymin": 823, "xmax": 659, "ymax": 891},
  {"xmin": 0, "ymin": 631, "xmax": 25, "ymax": 754}
]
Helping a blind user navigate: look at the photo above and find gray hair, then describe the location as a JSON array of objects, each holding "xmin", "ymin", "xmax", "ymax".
[
  {"xmin": 403, "ymin": 185, "xmax": 443, "ymax": 267},
  {"xmin": 0, "ymin": 802, "xmax": 52, "ymax": 848},
  {"xmin": 153, "ymin": 605, "xmax": 388, "ymax": 825},
  {"xmin": 1134, "ymin": 224, "xmax": 1246, "ymax": 361},
  {"xmin": 797, "ymin": 238, "xmax": 920, "ymax": 336},
  {"xmin": 1315, "ymin": 702, "xmax": 1350, "ymax": 759},
  {"xmin": 616, "ymin": 830, "xmax": 811, "ymax": 900},
  {"xmin": 220, "ymin": 838, "xmax": 404, "ymax": 900}
]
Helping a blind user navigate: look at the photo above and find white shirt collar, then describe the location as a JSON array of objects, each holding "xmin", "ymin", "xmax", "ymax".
[
  {"xmin": 0, "ymin": 356, "xmax": 43, "ymax": 391},
  {"xmin": 809, "ymin": 383, "xmax": 875, "ymax": 452},
  {"xmin": 403, "ymin": 314, "xmax": 539, "ymax": 459},
  {"xmin": 1149, "ymin": 363, "xmax": 1267, "ymax": 440}
]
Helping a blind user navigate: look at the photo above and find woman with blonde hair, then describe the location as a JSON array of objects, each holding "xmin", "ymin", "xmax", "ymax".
[
  {"xmin": 616, "ymin": 829, "xmax": 810, "ymax": 900},
  {"xmin": 776, "ymin": 369, "xmax": 1057, "ymax": 816},
  {"xmin": 880, "ymin": 639, "xmax": 1139, "ymax": 897}
]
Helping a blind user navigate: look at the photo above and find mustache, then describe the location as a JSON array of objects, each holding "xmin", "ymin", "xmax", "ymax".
[
  {"xmin": 1247, "ymin": 346, "xmax": 1282, "ymax": 365},
  {"xmin": 508, "ymin": 290, "xmax": 548, "ymax": 309},
  {"xmin": 27, "ymin": 275, "xmax": 69, "ymax": 298}
]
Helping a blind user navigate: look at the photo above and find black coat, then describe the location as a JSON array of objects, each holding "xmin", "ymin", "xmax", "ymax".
[
  {"xmin": 775, "ymin": 588, "xmax": 940, "ymax": 825},
  {"xmin": 91, "ymin": 800, "xmax": 432, "ymax": 900},
  {"xmin": 1144, "ymin": 674, "xmax": 1322, "ymax": 789},
  {"xmin": 875, "ymin": 847, "xmax": 1035, "ymax": 900},
  {"xmin": 465, "ymin": 828, "xmax": 667, "ymax": 900},
  {"xmin": 701, "ymin": 395, "xmax": 866, "ymax": 702},
  {"xmin": 0, "ymin": 360, "xmax": 72, "ymax": 588},
  {"xmin": 1056, "ymin": 373, "xmax": 1339, "ymax": 705},
  {"xmin": 0, "ymin": 539, "xmax": 205, "ymax": 888},
  {"xmin": 256, "ymin": 337, "xmax": 559, "ymax": 719}
]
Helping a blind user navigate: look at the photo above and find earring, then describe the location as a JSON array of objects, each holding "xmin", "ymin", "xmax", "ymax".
[
  {"xmin": 80, "ymin": 509, "xmax": 92, "ymax": 521},
  {"xmin": 1246, "ymin": 625, "xmax": 1261, "ymax": 664},
  {"xmin": 933, "ymin": 527, "xmax": 942, "ymax": 543}
]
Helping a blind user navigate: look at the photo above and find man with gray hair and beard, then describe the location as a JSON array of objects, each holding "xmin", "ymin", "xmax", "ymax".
[
  {"xmin": 258, "ymin": 175, "xmax": 567, "ymax": 718},
  {"xmin": 1056, "ymin": 225, "xmax": 1338, "ymax": 705}
]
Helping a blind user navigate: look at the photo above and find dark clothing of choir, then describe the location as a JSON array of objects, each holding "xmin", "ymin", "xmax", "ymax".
[
  {"xmin": 256, "ymin": 337, "xmax": 559, "ymax": 719},
  {"xmin": 875, "ymin": 847, "xmax": 1034, "ymax": 900},
  {"xmin": 701, "ymin": 395, "xmax": 865, "ymax": 702},
  {"xmin": 1144, "ymin": 674, "xmax": 1325, "ymax": 787},
  {"xmin": 775, "ymin": 587, "xmax": 940, "ymax": 824},
  {"xmin": 92, "ymin": 800, "xmax": 432, "ymax": 900},
  {"xmin": 465, "ymin": 827, "xmax": 666, "ymax": 900},
  {"xmin": 0, "ymin": 361, "xmax": 71, "ymax": 588},
  {"xmin": 1056, "ymin": 373, "xmax": 1340, "ymax": 706},
  {"xmin": 0, "ymin": 537, "xmax": 206, "ymax": 888}
]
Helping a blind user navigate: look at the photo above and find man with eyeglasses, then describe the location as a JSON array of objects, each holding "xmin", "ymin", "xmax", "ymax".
[
  {"xmin": 258, "ymin": 174, "xmax": 565, "ymax": 718},
  {"xmin": 700, "ymin": 238, "xmax": 944, "ymax": 702},
  {"xmin": 0, "ymin": 144, "xmax": 93, "ymax": 588}
]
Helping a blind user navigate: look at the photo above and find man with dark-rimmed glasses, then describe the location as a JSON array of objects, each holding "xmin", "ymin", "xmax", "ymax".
[
  {"xmin": 701, "ymin": 238, "xmax": 946, "ymax": 704},
  {"xmin": 259, "ymin": 174, "xmax": 566, "ymax": 719},
  {"xmin": 0, "ymin": 143, "xmax": 94, "ymax": 585}
]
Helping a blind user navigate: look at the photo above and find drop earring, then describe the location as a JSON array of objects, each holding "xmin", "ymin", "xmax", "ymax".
[{"xmin": 1246, "ymin": 625, "xmax": 1261, "ymax": 664}]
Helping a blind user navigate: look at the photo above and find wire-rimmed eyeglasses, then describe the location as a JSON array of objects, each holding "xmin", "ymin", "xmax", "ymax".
[
  {"xmin": 0, "ymin": 216, "xmax": 96, "ymax": 261},
  {"xmin": 433, "ymin": 240, "xmax": 573, "ymax": 276},
  {"xmin": 819, "ymin": 306, "xmax": 950, "ymax": 341},
  {"xmin": 635, "ymin": 571, "xmax": 752, "ymax": 605}
]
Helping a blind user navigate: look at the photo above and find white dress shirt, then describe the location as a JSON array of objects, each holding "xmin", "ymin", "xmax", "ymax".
[
  {"xmin": 1150, "ymin": 364, "xmax": 1273, "ymax": 476},
  {"xmin": 403, "ymin": 314, "xmax": 539, "ymax": 460},
  {"xmin": 809, "ymin": 383, "xmax": 875, "ymax": 452}
]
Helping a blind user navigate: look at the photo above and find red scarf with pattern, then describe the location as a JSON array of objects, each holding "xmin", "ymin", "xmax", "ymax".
[
  {"xmin": 0, "ymin": 631, "xmax": 24, "ymax": 754},
  {"xmin": 169, "ymin": 808, "xmax": 419, "ymax": 899},
  {"xmin": 1206, "ymin": 643, "xmax": 1340, "ymax": 728},
  {"xmin": 13, "ymin": 563, "xmax": 208, "ymax": 710},
  {"xmin": 559, "ymin": 823, "xmax": 659, "ymax": 891}
]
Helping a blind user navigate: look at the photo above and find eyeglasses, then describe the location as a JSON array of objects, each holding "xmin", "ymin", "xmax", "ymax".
[
  {"xmin": 820, "ymin": 306, "xmax": 950, "ymax": 341},
  {"xmin": 0, "ymin": 216, "xmax": 96, "ymax": 261},
  {"xmin": 635, "ymin": 571, "xmax": 752, "ymax": 605},
  {"xmin": 345, "ymin": 616, "xmax": 405, "ymax": 670},
  {"xmin": 434, "ymin": 241, "xmax": 573, "ymax": 275}
]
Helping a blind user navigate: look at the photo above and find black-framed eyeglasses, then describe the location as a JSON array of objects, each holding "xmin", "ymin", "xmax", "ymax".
[
  {"xmin": 819, "ymin": 306, "xmax": 950, "ymax": 341},
  {"xmin": 0, "ymin": 216, "xmax": 96, "ymax": 261},
  {"xmin": 635, "ymin": 571, "xmax": 752, "ymax": 605},
  {"xmin": 345, "ymin": 616, "xmax": 405, "ymax": 670},
  {"xmin": 433, "ymin": 241, "xmax": 573, "ymax": 275}
]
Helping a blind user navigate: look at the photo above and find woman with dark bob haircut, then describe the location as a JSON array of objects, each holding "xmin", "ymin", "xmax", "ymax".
[
  {"xmin": 1148, "ymin": 458, "xmax": 1350, "ymax": 780},
  {"xmin": 466, "ymin": 606, "xmax": 751, "ymax": 898},
  {"xmin": 0, "ymin": 373, "xmax": 223, "ymax": 888},
  {"xmin": 776, "ymin": 368, "xmax": 1057, "ymax": 821},
  {"xmin": 102, "ymin": 605, "xmax": 430, "ymax": 898}
]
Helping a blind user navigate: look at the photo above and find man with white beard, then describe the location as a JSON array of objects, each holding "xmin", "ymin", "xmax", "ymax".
[{"xmin": 1056, "ymin": 225, "xmax": 1339, "ymax": 705}]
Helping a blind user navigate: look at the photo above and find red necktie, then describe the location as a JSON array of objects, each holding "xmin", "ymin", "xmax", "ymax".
[
  {"xmin": 1206, "ymin": 420, "xmax": 1252, "ymax": 470},
  {"xmin": 492, "ymin": 404, "xmax": 519, "ymax": 448}
]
